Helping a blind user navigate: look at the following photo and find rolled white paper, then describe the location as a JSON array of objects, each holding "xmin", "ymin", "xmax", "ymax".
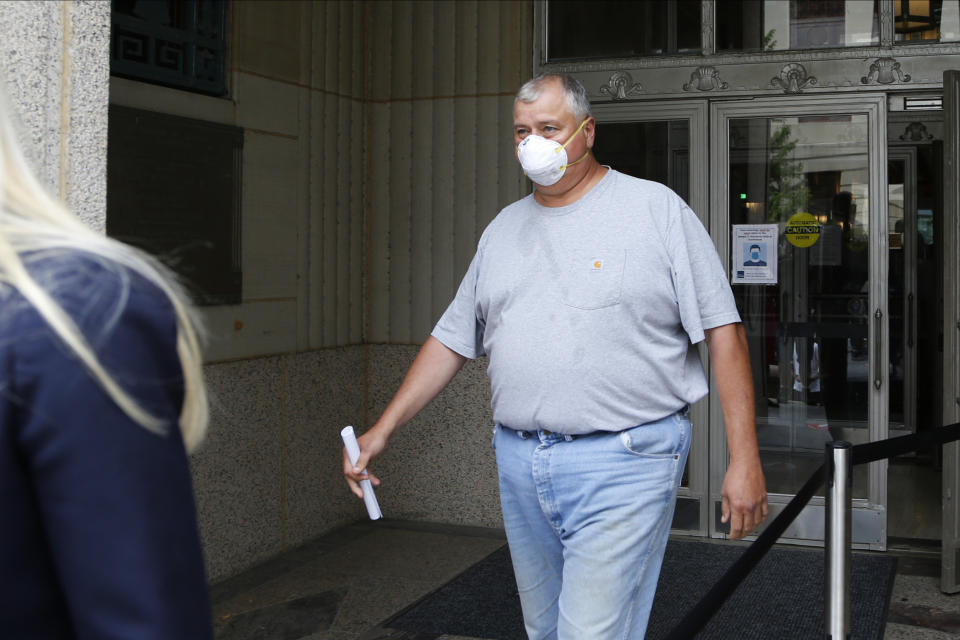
[{"xmin": 340, "ymin": 426, "xmax": 382, "ymax": 520}]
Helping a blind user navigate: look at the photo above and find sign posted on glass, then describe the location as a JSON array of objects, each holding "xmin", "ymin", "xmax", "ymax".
[{"xmin": 732, "ymin": 224, "xmax": 778, "ymax": 285}]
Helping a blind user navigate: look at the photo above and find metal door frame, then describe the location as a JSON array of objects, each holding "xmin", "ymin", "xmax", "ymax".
[
  {"xmin": 592, "ymin": 99, "xmax": 711, "ymax": 537},
  {"xmin": 709, "ymin": 94, "xmax": 889, "ymax": 549}
]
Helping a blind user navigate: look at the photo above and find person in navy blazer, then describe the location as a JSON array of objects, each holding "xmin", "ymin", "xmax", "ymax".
[{"xmin": 0, "ymin": 90, "xmax": 213, "ymax": 639}]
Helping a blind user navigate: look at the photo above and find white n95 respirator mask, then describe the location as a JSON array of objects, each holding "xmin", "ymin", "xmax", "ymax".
[{"xmin": 516, "ymin": 119, "xmax": 590, "ymax": 187}]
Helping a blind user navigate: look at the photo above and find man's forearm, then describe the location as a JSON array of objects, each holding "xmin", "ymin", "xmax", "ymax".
[
  {"xmin": 707, "ymin": 322, "xmax": 768, "ymax": 538},
  {"xmin": 706, "ymin": 323, "xmax": 759, "ymax": 461},
  {"xmin": 372, "ymin": 336, "xmax": 468, "ymax": 439}
]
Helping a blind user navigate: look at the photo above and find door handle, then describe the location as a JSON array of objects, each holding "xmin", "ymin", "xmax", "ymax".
[
  {"xmin": 874, "ymin": 308, "xmax": 883, "ymax": 390},
  {"xmin": 907, "ymin": 292, "xmax": 914, "ymax": 349}
]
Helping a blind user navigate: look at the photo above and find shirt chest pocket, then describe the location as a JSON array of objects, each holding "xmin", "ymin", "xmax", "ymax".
[{"xmin": 556, "ymin": 249, "xmax": 626, "ymax": 310}]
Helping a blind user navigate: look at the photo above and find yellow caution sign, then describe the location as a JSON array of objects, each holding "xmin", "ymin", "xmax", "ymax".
[{"xmin": 785, "ymin": 212, "xmax": 821, "ymax": 248}]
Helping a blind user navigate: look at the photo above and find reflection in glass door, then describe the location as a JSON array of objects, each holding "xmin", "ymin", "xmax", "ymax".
[{"xmin": 711, "ymin": 97, "xmax": 887, "ymax": 547}]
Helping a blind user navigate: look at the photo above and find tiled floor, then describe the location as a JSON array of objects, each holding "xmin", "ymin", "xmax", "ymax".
[{"xmin": 210, "ymin": 520, "xmax": 959, "ymax": 640}]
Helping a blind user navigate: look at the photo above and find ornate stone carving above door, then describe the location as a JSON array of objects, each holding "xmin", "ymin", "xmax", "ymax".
[
  {"xmin": 598, "ymin": 71, "xmax": 643, "ymax": 100},
  {"xmin": 683, "ymin": 66, "xmax": 729, "ymax": 91},
  {"xmin": 861, "ymin": 57, "xmax": 911, "ymax": 85},
  {"xmin": 899, "ymin": 122, "xmax": 934, "ymax": 142},
  {"xmin": 770, "ymin": 63, "xmax": 818, "ymax": 94}
]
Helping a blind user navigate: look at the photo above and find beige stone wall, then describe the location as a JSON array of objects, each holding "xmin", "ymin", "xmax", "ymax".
[
  {"xmin": 110, "ymin": 1, "xmax": 369, "ymax": 361},
  {"xmin": 354, "ymin": 0, "xmax": 533, "ymax": 539},
  {"xmin": 109, "ymin": 1, "xmax": 368, "ymax": 580},
  {"xmin": 111, "ymin": 0, "xmax": 534, "ymax": 360},
  {"xmin": 195, "ymin": 347, "xmax": 365, "ymax": 581},
  {"xmin": 365, "ymin": 0, "xmax": 533, "ymax": 344},
  {"xmin": 108, "ymin": 0, "xmax": 532, "ymax": 581},
  {"xmin": 0, "ymin": 0, "xmax": 532, "ymax": 583},
  {"xmin": 367, "ymin": 346, "xmax": 501, "ymax": 528}
]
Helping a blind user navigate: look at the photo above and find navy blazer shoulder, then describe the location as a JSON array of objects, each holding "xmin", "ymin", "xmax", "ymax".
[{"xmin": 0, "ymin": 254, "xmax": 213, "ymax": 639}]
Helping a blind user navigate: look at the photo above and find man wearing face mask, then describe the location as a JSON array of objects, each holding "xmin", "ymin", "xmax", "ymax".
[
  {"xmin": 745, "ymin": 244, "xmax": 767, "ymax": 266},
  {"xmin": 344, "ymin": 73, "xmax": 767, "ymax": 639}
]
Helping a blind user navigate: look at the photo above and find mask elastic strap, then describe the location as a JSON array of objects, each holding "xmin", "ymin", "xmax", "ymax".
[
  {"xmin": 561, "ymin": 148, "xmax": 590, "ymax": 170},
  {"xmin": 555, "ymin": 118, "xmax": 590, "ymax": 154},
  {"xmin": 557, "ymin": 119, "xmax": 590, "ymax": 170}
]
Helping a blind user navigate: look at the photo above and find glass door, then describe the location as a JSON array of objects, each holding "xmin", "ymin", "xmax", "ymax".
[
  {"xmin": 886, "ymin": 144, "xmax": 945, "ymax": 545},
  {"xmin": 710, "ymin": 96, "xmax": 888, "ymax": 548},
  {"xmin": 592, "ymin": 99, "xmax": 710, "ymax": 536}
]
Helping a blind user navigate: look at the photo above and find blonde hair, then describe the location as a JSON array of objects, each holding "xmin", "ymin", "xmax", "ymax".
[{"xmin": 0, "ymin": 93, "xmax": 208, "ymax": 452}]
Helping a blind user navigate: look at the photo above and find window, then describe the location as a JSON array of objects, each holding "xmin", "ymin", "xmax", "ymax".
[
  {"xmin": 111, "ymin": 0, "xmax": 227, "ymax": 96},
  {"xmin": 895, "ymin": 0, "xmax": 960, "ymax": 43},
  {"xmin": 546, "ymin": 0, "xmax": 701, "ymax": 61},
  {"xmin": 107, "ymin": 107, "xmax": 242, "ymax": 305},
  {"xmin": 717, "ymin": 0, "xmax": 879, "ymax": 52}
]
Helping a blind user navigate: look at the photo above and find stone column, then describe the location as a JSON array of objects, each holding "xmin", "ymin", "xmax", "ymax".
[{"xmin": 0, "ymin": 0, "xmax": 110, "ymax": 231}]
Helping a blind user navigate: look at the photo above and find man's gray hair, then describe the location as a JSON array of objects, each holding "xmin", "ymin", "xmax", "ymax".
[{"xmin": 515, "ymin": 73, "xmax": 592, "ymax": 122}]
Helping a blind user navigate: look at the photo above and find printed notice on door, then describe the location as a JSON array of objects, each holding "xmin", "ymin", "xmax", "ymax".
[{"xmin": 732, "ymin": 224, "xmax": 778, "ymax": 285}]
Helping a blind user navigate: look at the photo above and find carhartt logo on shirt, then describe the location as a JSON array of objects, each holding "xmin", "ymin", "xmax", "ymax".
[{"xmin": 592, "ymin": 259, "xmax": 603, "ymax": 270}]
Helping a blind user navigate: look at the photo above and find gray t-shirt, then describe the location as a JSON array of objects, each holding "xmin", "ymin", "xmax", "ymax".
[{"xmin": 431, "ymin": 169, "xmax": 740, "ymax": 434}]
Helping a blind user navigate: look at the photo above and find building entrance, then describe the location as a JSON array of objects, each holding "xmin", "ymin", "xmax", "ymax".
[
  {"xmin": 593, "ymin": 92, "xmax": 959, "ymax": 577},
  {"xmin": 711, "ymin": 96, "xmax": 888, "ymax": 548},
  {"xmin": 592, "ymin": 96, "xmax": 892, "ymax": 545}
]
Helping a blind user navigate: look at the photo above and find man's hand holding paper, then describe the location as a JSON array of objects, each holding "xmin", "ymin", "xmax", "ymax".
[
  {"xmin": 341, "ymin": 426, "xmax": 383, "ymax": 520},
  {"xmin": 341, "ymin": 426, "xmax": 386, "ymax": 499}
]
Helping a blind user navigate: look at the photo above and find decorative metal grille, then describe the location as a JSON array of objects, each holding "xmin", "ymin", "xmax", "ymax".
[{"xmin": 111, "ymin": 0, "xmax": 227, "ymax": 96}]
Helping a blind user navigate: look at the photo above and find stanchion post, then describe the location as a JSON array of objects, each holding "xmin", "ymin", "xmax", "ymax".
[{"xmin": 825, "ymin": 441, "xmax": 852, "ymax": 639}]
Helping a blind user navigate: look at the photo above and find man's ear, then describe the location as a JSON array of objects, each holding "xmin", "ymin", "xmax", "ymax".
[{"xmin": 584, "ymin": 116, "xmax": 597, "ymax": 148}]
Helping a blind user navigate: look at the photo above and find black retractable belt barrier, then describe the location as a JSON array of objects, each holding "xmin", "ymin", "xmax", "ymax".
[
  {"xmin": 664, "ymin": 421, "xmax": 960, "ymax": 640},
  {"xmin": 852, "ymin": 422, "xmax": 960, "ymax": 465}
]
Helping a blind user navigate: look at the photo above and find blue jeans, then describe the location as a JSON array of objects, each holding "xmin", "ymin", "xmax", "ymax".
[{"xmin": 493, "ymin": 410, "xmax": 692, "ymax": 640}]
